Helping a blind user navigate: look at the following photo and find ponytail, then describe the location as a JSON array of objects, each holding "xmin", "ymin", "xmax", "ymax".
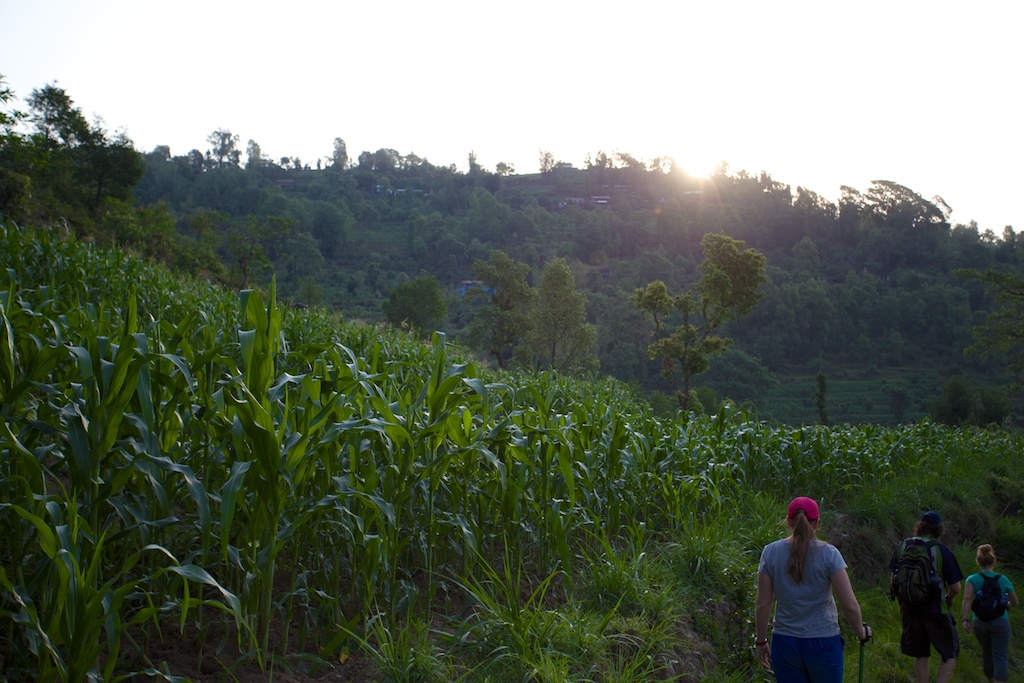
[{"xmin": 787, "ymin": 512, "xmax": 816, "ymax": 583}]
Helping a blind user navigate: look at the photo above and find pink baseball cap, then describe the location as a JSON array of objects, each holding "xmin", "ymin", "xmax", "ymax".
[{"xmin": 788, "ymin": 497, "xmax": 820, "ymax": 521}]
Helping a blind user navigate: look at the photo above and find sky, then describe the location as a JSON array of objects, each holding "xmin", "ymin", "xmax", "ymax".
[{"xmin": 2, "ymin": 0, "xmax": 1022, "ymax": 231}]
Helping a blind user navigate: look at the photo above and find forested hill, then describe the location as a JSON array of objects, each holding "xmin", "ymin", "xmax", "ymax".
[
  {"xmin": 128, "ymin": 143, "xmax": 1019, "ymax": 424},
  {"xmin": 1, "ymin": 81, "xmax": 1019, "ymax": 425}
]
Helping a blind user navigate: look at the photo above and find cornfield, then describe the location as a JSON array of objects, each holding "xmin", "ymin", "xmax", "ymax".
[{"xmin": 2, "ymin": 220, "xmax": 1022, "ymax": 682}]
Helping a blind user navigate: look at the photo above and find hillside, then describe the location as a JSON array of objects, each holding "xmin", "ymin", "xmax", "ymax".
[
  {"xmin": 2, "ymin": 219, "xmax": 1024, "ymax": 682},
  {"xmin": 2, "ymin": 81, "xmax": 1021, "ymax": 426},
  {"xmin": 133, "ymin": 155, "xmax": 1021, "ymax": 425}
]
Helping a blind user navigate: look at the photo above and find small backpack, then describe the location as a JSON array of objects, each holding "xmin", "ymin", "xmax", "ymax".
[
  {"xmin": 890, "ymin": 537, "xmax": 942, "ymax": 607},
  {"xmin": 971, "ymin": 573, "xmax": 1008, "ymax": 621}
]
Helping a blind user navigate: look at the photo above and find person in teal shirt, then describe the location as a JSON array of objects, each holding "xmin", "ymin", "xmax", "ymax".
[{"xmin": 961, "ymin": 544, "xmax": 1019, "ymax": 683}]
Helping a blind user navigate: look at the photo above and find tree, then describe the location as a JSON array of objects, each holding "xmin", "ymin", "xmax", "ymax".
[
  {"xmin": 0, "ymin": 75, "xmax": 26, "ymax": 136},
  {"xmin": 77, "ymin": 126, "xmax": 145, "ymax": 213},
  {"xmin": 538, "ymin": 150, "xmax": 555, "ymax": 174},
  {"xmin": 27, "ymin": 83, "xmax": 89, "ymax": 147},
  {"xmin": 331, "ymin": 137, "xmax": 348, "ymax": 170},
  {"xmin": 890, "ymin": 388, "xmax": 911, "ymax": 423},
  {"xmin": 957, "ymin": 265, "xmax": 1024, "ymax": 386},
  {"xmin": 186, "ymin": 149, "xmax": 205, "ymax": 173},
  {"xmin": 245, "ymin": 139, "xmax": 264, "ymax": 169},
  {"xmin": 206, "ymin": 129, "xmax": 240, "ymax": 168},
  {"xmin": 24, "ymin": 83, "xmax": 91, "ymax": 196},
  {"xmin": 614, "ymin": 150, "xmax": 644, "ymax": 171},
  {"xmin": 465, "ymin": 251, "xmax": 534, "ymax": 368},
  {"xmin": 815, "ymin": 372, "xmax": 829, "ymax": 426},
  {"xmin": 791, "ymin": 235, "xmax": 821, "ymax": 273},
  {"xmin": 280, "ymin": 231, "xmax": 326, "ymax": 291},
  {"xmin": 0, "ymin": 77, "xmax": 29, "ymax": 219},
  {"xmin": 588, "ymin": 151, "xmax": 612, "ymax": 169},
  {"xmin": 465, "ymin": 189, "xmax": 511, "ymax": 243},
  {"xmin": 632, "ymin": 232, "xmax": 767, "ymax": 411},
  {"xmin": 382, "ymin": 275, "xmax": 447, "ymax": 337},
  {"xmin": 840, "ymin": 180, "xmax": 950, "ymax": 272},
  {"xmin": 225, "ymin": 215, "xmax": 290, "ymax": 289},
  {"xmin": 928, "ymin": 376, "xmax": 974, "ymax": 427},
  {"xmin": 523, "ymin": 258, "xmax": 597, "ymax": 373},
  {"xmin": 701, "ymin": 348, "xmax": 778, "ymax": 404},
  {"xmin": 975, "ymin": 387, "xmax": 1010, "ymax": 427},
  {"xmin": 19, "ymin": 84, "xmax": 144, "ymax": 217},
  {"xmin": 372, "ymin": 148, "xmax": 399, "ymax": 172},
  {"xmin": 495, "ymin": 161, "xmax": 515, "ymax": 176}
]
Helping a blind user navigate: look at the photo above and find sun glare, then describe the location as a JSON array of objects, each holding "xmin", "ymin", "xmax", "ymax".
[
  {"xmin": 664, "ymin": 148, "xmax": 721, "ymax": 180},
  {"xmin": 637, "ymin": 134, "xmax": 724, "ymax": 180}
]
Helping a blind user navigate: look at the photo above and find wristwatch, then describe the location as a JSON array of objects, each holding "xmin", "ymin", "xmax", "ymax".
[{"xmin": 755, "ymin": 636, "xmax": 768, "ymax": 647}]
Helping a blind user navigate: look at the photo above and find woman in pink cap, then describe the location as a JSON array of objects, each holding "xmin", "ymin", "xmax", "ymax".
[{"xmin": 754, "ymin": 496, "xmax": 871, "ymax": 682}]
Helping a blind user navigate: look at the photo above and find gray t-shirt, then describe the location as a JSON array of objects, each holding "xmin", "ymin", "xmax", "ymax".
[{"xmin": 758, "ymin": 538, "xmax": 847, "ymax": 638}]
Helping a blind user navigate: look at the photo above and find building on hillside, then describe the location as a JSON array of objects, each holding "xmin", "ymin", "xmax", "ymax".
[{"xmin": 456, "ymin": 280, "xmax": 496, "ymax": 297}]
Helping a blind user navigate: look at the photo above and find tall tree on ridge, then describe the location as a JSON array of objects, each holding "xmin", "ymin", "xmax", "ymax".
[
  {"xmin": 206, "ymin": 129, "xmax": 240, "ymax": 168},
  {"xmin": 538, "ymin": 150, "xmax": 555, "ymax": 174},
  {"xmin": 331, "ymin": 137, "xmax": 348, "ymax": 170},
  {"xmin": 632, "ymin": 232, "xmax": 767, "ymax": 411}
]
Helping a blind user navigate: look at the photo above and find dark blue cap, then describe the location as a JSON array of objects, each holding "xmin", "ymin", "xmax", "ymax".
[{"xmin": 921, "ymin": 511, "xmax": 942, "ymax": 525}]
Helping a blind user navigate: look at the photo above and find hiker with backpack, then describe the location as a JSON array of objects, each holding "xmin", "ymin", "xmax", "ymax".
[
  {"xmin": 890, "ymin": 511, "xmax": 964, "ymax": 683},
  {"xmin": 755, "ymin": 497, "xmax": 871, "ymax": 683},
  {"xmin": 960, "ymin": 544, "xmax": 1018, "ymax": 683}
]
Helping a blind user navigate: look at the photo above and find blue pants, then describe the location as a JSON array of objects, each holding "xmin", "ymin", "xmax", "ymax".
[
  {"xmin": 770, "ymin": 634, "xmax": 845, "ymax": 683},
  {"xmin": 972, "ymin": 618, "xmax": 1012, "ymax": 681}
]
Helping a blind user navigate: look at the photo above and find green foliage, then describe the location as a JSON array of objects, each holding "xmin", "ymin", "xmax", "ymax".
[
  {"xmin": 700, "ymin": 348, "xmax": 778, "ymax": 405},
  {"xmin": 958, "ymin": 264, "xmax": 1024, "ymax": 385},
  {"xmin": 815, "ymin": 372, "xmax": 829, "ymax": 426},
  {"xmin": 523, "ymin": 258, "xmax": 598, "ymax": 374},
  {"xmin": 224, "ymin": 215, "xmax": 290, "ymax": 289},
  {"xmin": 7, "ymin": 75, "xmax": 1024, "ymax": 679},
  {"xmin": 464, "ymin": 250, "xmax": 533, "ymax": 368},
  {"xmin": 890, "ymin": 387, "xmax": 911, "ymax": 423},
  {"xmin": 382, "ymin": 274, "xmax": 448, "ymax": 337},
  {"xmin": 5, "ymin": 83, "xmax": 144, "ymax": 222},
  {"xmin": 0, "ymin": 82, "xmax": 997, "ymax": 424},
  {"xmin": 4, "ymin": 215, "xmax": 1024, "ymax": 681},
  {"xmin": 0, "ymin": 79, "xmax": 217, "ymax": 277},
  {"xmin": 927, "ymin": 375, "xmax": 1010, "ymax": 427},
  {"xmin": 633, "ymin": 233, "xmax": 767, "ymax": 410},
  {"xmin": 340, "ymin": 613, "xmax": 455, "ymax": 683},
  {"xmin": 929, "ymin": 375, "xmax": 974, "ymax": 426},
  {"xmin": 5, "ymin": 79, "xmax": 1012, "ymax": 423},
  {"xmin": 976, "ymin": 386, "xmax": 1011, "ymax": 426}
]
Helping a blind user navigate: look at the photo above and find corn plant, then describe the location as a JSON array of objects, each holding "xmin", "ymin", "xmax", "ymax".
[{"xmin": 5, "ymin": 219, "xmax": 1024, "ymax": 681}]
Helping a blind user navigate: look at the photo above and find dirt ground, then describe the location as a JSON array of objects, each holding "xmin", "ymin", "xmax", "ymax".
[{"xmin": 133, "ymin": 625, "xmax": 382, "ymax": 682}]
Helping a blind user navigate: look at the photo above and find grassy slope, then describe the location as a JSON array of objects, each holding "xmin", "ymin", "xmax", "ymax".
[{"xmin": 3, "ymin": 221, "xmax": 1024, "ymax": 682}]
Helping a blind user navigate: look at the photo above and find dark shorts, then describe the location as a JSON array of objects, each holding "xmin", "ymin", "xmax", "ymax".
[
  {"xmin": 770, "ymin": 633, "xmax": 845, "ymax": 683},
  {"xmin": 900, "ymin": 609, "xmax": 959, "ymax": 660}
]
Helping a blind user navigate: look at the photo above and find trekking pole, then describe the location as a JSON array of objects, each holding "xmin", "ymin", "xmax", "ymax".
[{"xmin": 859, "ymin": 621, "xmax": 871, "ymax": 683}]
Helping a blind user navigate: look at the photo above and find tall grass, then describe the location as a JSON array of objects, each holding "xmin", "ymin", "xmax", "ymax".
[{"xmin": 3, "ymin": 220, "xmax": 1024, "ymax": 681}]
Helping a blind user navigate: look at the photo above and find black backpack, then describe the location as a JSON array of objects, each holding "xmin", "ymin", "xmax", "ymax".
[
  {"xmin": 890, "ymin": 537, "xmax": 942, "ymax": 607},
  {"xmin": 971, "ymin": 573, "xmax": 1008, "ymax": 621}
]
